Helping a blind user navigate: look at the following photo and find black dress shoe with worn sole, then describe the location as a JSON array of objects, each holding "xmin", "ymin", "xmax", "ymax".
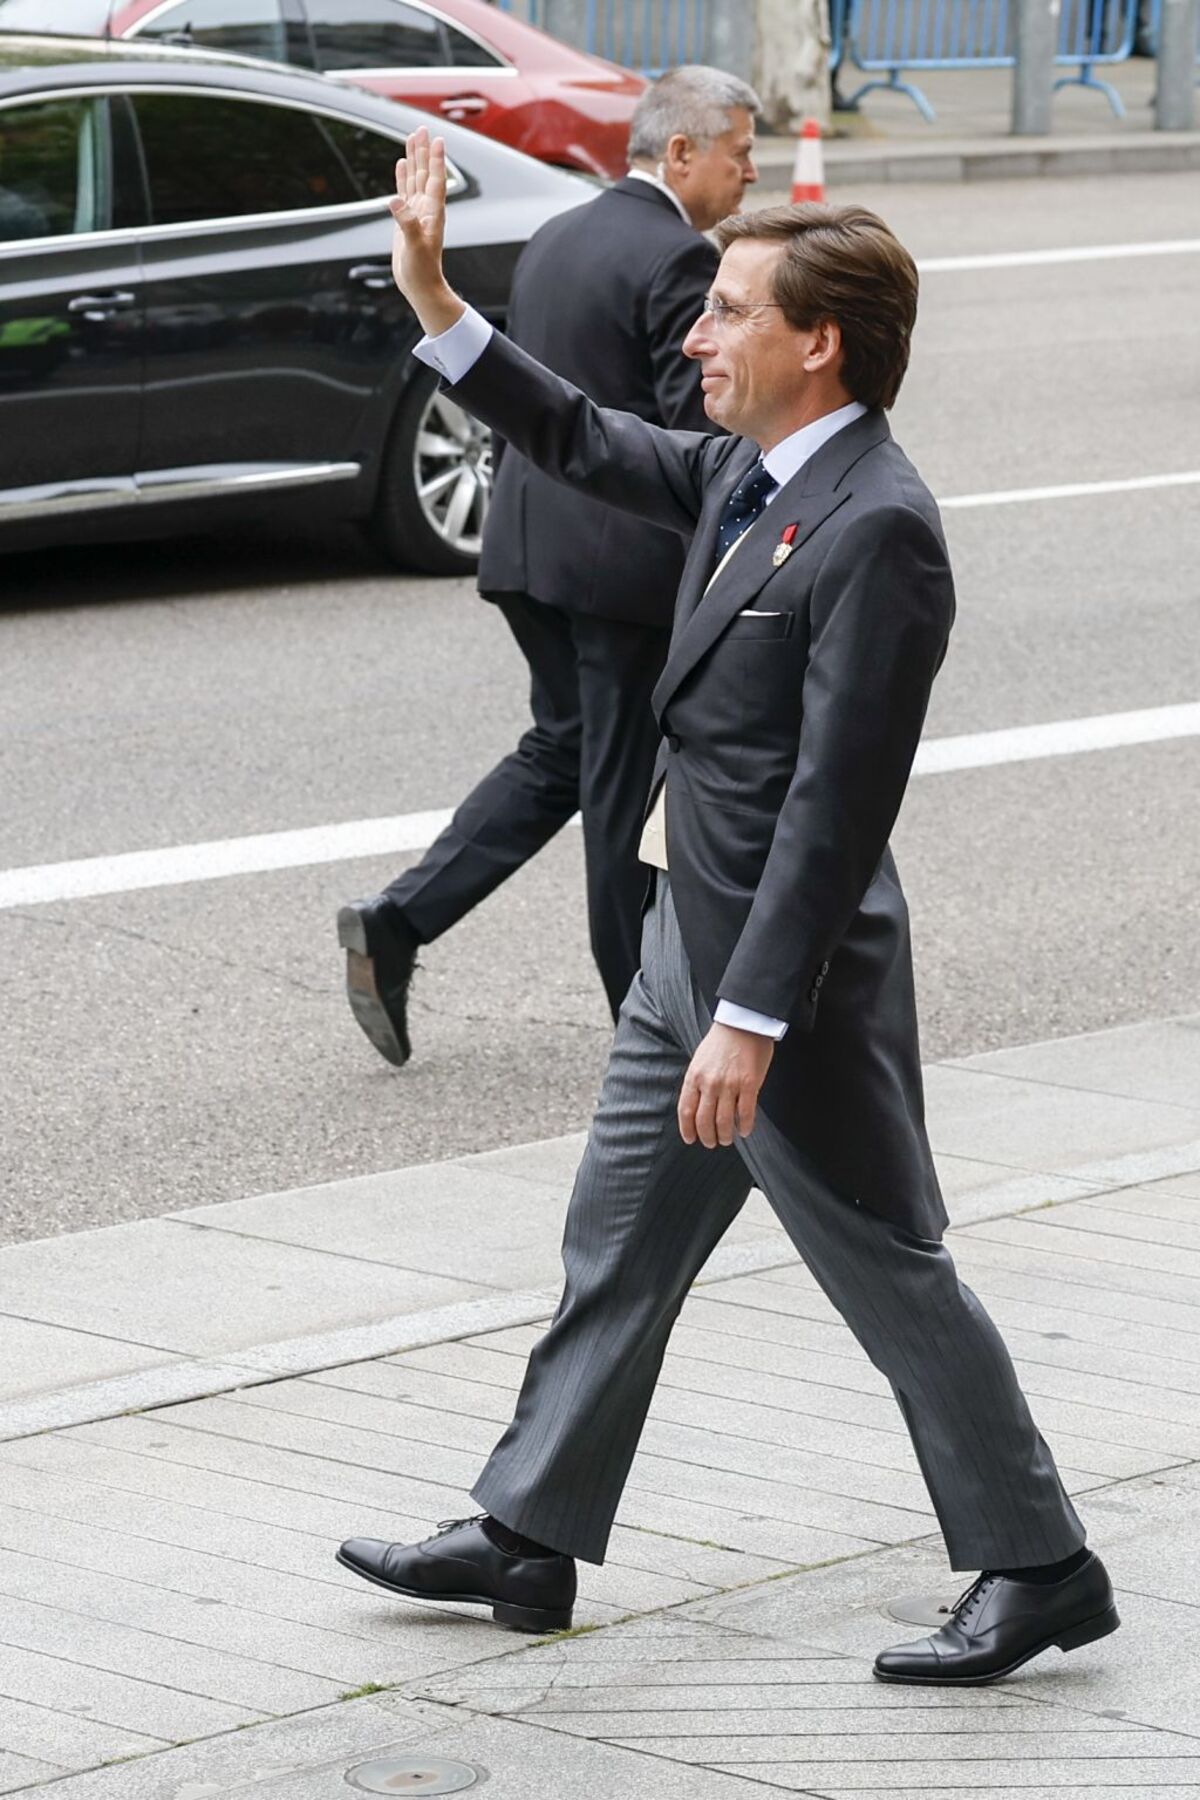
[
  {"xmin": 337, "ymin": 896, "xmax": 418, "ymax": 1067},
  {"xmin": 874, "ymin": 1550, "xmax": 1119, "ymax": 1685},
  {"xmin": 336, "ymin": 1517, "xmax": 576, "ymax": 1634}
]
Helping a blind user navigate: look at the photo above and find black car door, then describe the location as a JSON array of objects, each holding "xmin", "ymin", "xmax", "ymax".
[
  {"xmin": 0, "ymin": 91, "xmax": 143, "ymax": 515},
  {"xmin": 126, "ymin": 85, "xmax": 412, "ymax": 493}
]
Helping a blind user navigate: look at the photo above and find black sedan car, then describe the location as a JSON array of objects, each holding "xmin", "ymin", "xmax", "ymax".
[{"xmin": 0, "ymin": 33, "xmax": 593, "ymax": 572}]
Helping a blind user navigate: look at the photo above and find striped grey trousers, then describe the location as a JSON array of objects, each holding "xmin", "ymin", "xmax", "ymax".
[{"xmin": 472, "ymin": 877, "xmax": 1085, "ymax": 1571}]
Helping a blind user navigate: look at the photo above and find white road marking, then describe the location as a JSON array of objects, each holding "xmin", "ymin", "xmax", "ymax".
[
  {"xmin": 919, "ymin": 238, "xmax": 1200, "ymax": 273},
  {"xmin": 3, "ymin": 702, "xmax": 1198, "ymax": 911},
  {"xmin": 912, "ymin": 701, "xmax": 1200, "ymax": 775},
  {"xmin": 942, "ymin": 469, "xmax": 1200, "ymax": 509}
]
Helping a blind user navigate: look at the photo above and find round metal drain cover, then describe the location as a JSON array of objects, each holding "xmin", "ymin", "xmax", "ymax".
[
  {"xmin": 886, "ymin": 1590, "xmax": 959, "ymax": 1628},
  {"xmin": 345, "ymin": 1755, "xmax": 481, "ymax": 1794}
]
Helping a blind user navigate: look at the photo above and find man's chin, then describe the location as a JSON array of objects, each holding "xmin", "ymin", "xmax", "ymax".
[{"xmin": 704, "ymin": 393, "xmax": 739, "ymax": 432}]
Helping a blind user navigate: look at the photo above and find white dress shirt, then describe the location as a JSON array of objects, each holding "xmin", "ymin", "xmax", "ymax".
[
  {"xmin": 412, "ymin": 307, "xmax": 866, "ymax": 1042},
  {"xmin": 624, "ymin": 165, "xmax": 693, "ymax": 225}
]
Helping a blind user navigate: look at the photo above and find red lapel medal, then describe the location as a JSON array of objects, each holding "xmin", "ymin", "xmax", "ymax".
[{"xmin": 772, "ymin": 523, "xmax": 799, "ymax": 568}]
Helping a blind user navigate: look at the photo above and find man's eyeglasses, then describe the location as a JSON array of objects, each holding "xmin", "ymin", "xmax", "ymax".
[{"xmin": 700, "ymin": 294, "xmax": 787, "ymax": 329}]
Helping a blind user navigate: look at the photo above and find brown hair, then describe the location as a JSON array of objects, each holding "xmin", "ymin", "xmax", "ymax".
[{"xmin": 714, "ymin": 203, "xmax": 918, "ymax": 410}]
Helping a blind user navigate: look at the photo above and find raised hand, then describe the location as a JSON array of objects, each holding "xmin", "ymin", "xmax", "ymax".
[{"xmin": 389, "ymin": 126, "xmax": 464, "ymax": 337}]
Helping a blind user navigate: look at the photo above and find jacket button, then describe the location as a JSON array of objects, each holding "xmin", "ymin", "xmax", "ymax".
[
  {"xmin": 667, "ymin": 734, "xmax": 682, "ymax": 752},
  {"xmin": 821, "ymin": 960, "xmax": 830, "ymax": 975},
  {"xmin": 809, "ymin": 987, "xmax": 819, "ymax": 1002}
]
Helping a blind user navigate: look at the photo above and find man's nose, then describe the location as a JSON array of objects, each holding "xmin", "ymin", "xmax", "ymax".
[
  {"xmin": 682, "ymin": 317, "xmax": 709, "ymax": 359},
  {"xmin": 743, "ymin": 156, "xmax": 759, "ymax": 186}
]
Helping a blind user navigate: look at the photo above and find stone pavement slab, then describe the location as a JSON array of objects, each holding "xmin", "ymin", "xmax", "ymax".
[
  {"xmin": 0, "ymin": 1315, "xmax": 187, "ymax": 1406},
  {"xmin": 0, "ymin": 1216, "xmax": 487, "ymax": 1358},
  {"xmin": 922, "ymin": 1062, "xmax": 1200, "ymax": 1174},
  {"xmin": 947, "ymin": 1013, "xmax": 1200, "ymax": 1111},
  {"xmin": 0, "ymin": 1752, "xmax": 65, "ymax": 1794},
  {"xmin": 3, "ymin": 1012, "xmax": 1198, "ymax": 1446},
  {"xmin": 1, "ymin": 1014, "xmax": 1199, "ymax": 1793},
  {"xmin": 405, "ymin": 1606, "xmax": 1196, "ymax": 1799},
  {"xmin": 1143, "ymin": 1172, "xmax": 1200, "ymax": 1201}
]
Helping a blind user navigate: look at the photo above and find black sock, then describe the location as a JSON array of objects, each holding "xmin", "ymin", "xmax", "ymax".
[
  {"xmin": 482, "ymin": 1516, "xmax": 558, "ymax": 1558},
  {"xmin": 991, "ymin": 1545, "xmax": 1091, "ymax": 1584}
]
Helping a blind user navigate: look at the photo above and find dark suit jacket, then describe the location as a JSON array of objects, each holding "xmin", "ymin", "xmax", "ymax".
[
  {"xmin": 451, "ymin": 332, "xmax": 955, "ymax": 1237},
  {"xmin": 476, "ymin": 176, "xmax": 717, "ymax": 628}
]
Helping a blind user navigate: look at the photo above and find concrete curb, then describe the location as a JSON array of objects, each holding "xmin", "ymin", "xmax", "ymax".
[
  {"xmin": 4, "ymin": 1134, "xmax": 1198, "ymax": 1446},
  {"xmin": 753, "ymin": 129, "xmax": 1200, "ymax": 184}
]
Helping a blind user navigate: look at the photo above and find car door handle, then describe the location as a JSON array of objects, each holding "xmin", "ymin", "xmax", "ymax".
[
  {"xmin": 438, "ymin": 94, "xmax": 488, "ymax": 118},
  {"xmin": 347, "ymin": 264, "xmax": 393, "ymax": 291},
  {"xmin": 67, "ymin": 291, "xmax": 137, "ymax": 320}
]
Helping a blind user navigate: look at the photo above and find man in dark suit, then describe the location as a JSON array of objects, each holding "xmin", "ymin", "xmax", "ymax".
[
  {"xmin": 337, "ymin": 129, "xmax": 1120, "ymax": 1687},
  {"xmin": 338, "ymin": 67, "xmax": 760, "ymax": 1063}
]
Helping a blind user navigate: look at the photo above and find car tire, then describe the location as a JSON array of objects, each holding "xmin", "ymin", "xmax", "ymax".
[{"xmin": 371, "ymin": 366, "xmax": 494, "ymax": 575}]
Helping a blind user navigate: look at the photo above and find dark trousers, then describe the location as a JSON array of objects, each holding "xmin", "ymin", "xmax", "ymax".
[
  {"xmin": 473, "ymin": 878, "xmax": 1086, "ymax": 1569},
  {"xmin": 385, "ymin": 592, "xmax": 669, "ymax": 1020}
]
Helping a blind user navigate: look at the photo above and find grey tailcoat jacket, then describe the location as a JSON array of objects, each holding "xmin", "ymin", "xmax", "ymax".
[{"xmin": 447, "ymin": 331, "xmax": 956, "ymax": 1239}]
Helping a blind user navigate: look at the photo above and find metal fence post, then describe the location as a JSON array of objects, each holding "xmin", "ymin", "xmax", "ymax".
[
  {"xmin": 1012, "ymin": 0, "xmax": 1061, "ymax": 132},
  {"xmin": 1156, "ymin": 0, "xmax": 1199, "ymax": 128}
]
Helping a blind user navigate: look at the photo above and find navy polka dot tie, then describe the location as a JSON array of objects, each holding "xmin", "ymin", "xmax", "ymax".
[{"xmin": 715, "ymin": 460, "xmax": 778, "ymax": 562}]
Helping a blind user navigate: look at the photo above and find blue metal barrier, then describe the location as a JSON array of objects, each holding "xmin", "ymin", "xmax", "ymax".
[
  {"xmin": 1055, "ymin": 0, "xmax": 1137, "ymax": 113},
  {"xmin": 494, "ymin": 0, "xmax": 709, "ymax": 76},
  {"xmin": 829, "ymin": 0, "xmax": 848, "ymax": 72},
  {"xmin": 831, "ymin": 0, "xmax": 1139, "ymax": 119},
  {"xmin": 836, "ymin": 0, "xmax": 1013, "ymax": 121}
]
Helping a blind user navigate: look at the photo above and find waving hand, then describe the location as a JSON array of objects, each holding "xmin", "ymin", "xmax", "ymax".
[{"xmin": 389, "ymin": 126, "xmax": 465, "ymax": 337}]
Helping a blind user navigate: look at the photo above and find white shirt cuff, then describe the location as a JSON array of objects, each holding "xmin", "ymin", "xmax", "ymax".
[
  {"xmin": 714, "ymin": 999, "xmax": 789, "ymax": 1041},
  {"xmin": 413, "ymin": 304, "xmax": 493, "ymax": 385}
]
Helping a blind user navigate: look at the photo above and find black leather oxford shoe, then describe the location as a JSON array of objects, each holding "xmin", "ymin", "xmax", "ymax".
[
  {"xmin": 874, "ymin": 1551, "xmax": 1119, "ymax": 1685},
  {"xmin": 336, "ymin": 1516, "xmax": 576, "ymax": 1633},
  {"xmin": 337, "ymin": 896, "xmax": 419, "ymax": 1067}
]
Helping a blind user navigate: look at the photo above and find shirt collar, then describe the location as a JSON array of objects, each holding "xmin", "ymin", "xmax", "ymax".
[
  {"xmin": 625, "ymin": 166, "xmax": 693, "ymax": 227},
  {"xmin": 760, "ymin": 400, "xmax": 869, "ymax": 494}
]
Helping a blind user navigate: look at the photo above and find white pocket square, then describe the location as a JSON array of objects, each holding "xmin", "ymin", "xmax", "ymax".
[{"xmin": 738, "ymin": 608, "xmax": 783, "ymax": 617}]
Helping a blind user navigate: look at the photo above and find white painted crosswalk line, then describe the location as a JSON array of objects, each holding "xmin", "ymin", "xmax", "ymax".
[{"xmin": 3, "ymin": 702, "xmax": 1197, "ymax": 911}]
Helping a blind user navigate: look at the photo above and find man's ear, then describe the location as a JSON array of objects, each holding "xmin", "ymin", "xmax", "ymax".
[
  {"xmin": 805, "ymin": 318, "xmax": 843, "ymax": 373},
  {"xmin": 663, "ymin": 131, "xmax": 692, "ymax": 175}
]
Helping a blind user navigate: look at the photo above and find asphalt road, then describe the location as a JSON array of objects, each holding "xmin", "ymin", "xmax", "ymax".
[{"xmin": 2, "ymin": 170, "xmax": 1198, "ymax": 1243}]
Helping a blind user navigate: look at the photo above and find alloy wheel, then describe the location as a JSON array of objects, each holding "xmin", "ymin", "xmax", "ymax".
[{"xmin": 412, "ymin": 389, "xmax": 493, "ymax": 558}]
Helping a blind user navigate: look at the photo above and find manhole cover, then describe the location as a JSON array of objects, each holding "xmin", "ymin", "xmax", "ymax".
[
  {"xmin": 345, "ymin": 1755, "xmax": 482, "ymax": 1794},
  {"xmin": 886, "ymin": 1590, "xmax": 959, "ymax": 1628}
]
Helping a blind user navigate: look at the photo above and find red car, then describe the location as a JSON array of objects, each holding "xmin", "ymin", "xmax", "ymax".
[{"xmin": 3, "ymin": 0, "xmax": 647, "ymax": 179}]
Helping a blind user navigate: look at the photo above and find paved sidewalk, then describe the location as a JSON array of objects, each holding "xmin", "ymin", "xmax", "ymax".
[
  {"xmin": 1, "ymin": 1012, "xmax": 1199, "ymax": 1795},
  {"xmin": 751, "ymin": 62, "xmax": 1200, "ymax": 183}
]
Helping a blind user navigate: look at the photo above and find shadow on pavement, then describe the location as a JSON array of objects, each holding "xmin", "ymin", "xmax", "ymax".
[{"xmin": 0, "ymin": 520, "xmax": 397, "ymax": 617}]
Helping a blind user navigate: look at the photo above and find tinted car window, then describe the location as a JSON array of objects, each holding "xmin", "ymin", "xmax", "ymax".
[
  {"xmin": 306, "ymin": 0, "xmax": 445, "ymax": 69},
  {"xmin": 445, "ymin": 24, "xmax": 504, "ymax": 68},
  {"xmin": 132, "ymin": 92, "xmax": 363, "ymax": 224},
  {"xmin": 0, "ymin": 0, "xmax": 112, "ymax": 29},
  {"xmin": 0, "ymin": 96, "xmax": 108, "ymax": 241},
  {"xmin": 129, "ymin": 0, "xmax": 289, "ymax": 60},
  {"xmin": 319, "ymin": 114, "xmax": 467, "ymax": 199},
  {"xmin": 317, "ymin": 113, "xmax": 400, "ymax": 196}
]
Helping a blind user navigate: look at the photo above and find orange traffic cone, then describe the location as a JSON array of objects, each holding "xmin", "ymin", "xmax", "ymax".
[{"xmin": 790, "ymin": 117, "xmax": 825, "ymax": 204}]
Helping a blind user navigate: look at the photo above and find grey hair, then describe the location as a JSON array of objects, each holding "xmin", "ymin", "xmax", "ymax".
[{"xmin": 627, "ymin": 65, "xmax": 761, "ymax": 161}]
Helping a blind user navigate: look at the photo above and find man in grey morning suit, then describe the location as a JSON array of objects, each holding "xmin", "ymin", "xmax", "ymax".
[{"xmin": 337, "ymin": 128, "xmax": 1121, "ymax": 1685}]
